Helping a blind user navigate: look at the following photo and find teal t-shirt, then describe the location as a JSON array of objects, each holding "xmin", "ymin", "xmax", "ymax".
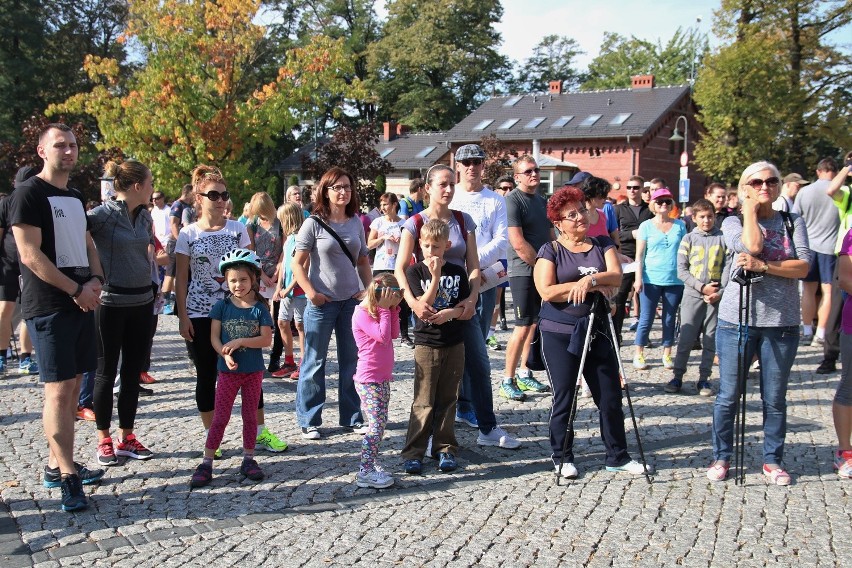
[
  {"xmin": 209, "ymin": 298, "xmax": 273, "ymax": 373},
  {"xmin": 639, "ymin": 219, "xmax": 687, "ymax": 286}
]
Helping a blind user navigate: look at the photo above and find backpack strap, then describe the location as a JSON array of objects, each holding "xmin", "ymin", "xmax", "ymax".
[{"xmin": 411, "ymin": 210, "xmax": 467, "ymax": 262}]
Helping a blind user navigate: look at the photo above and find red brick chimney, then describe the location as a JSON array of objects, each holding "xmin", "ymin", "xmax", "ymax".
[
  {"xmin": 549, "ymin": 80, "xmax": 563, "ymax": 95},
  {"xmin": 382, "ymin": 121, "xmax": 397, "ymax": 142},
  {"xmin": 631, "ymin": 75, "xmax": 655, "ymax": 89},
  {"xmin": 396, "ymin": 123, "xmax": 409, "ymax": 136}
]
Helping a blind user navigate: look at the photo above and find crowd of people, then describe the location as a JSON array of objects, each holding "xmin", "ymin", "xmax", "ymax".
[{"xmin": 3, "ymin": 123, "xmax": 852, "ymax": 512}]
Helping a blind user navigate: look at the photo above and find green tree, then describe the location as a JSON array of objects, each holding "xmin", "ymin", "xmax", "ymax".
[
  {"xmin": 694, "ymin": 0, "xmax": 852, "ymax": 181},
  {"xmin": 510, "ymin": 35, "xmax": 585, "ymax": 93},
  {"xmin": 367, "ymin": 0, "xmax": 510, "ymax": 130},
  {"xmin": 51, "ymin": 0, "xmax": 361, "ymax": 205},
  {"xmin": 582, "ymin": 28, "xmax": 708, "ymax": 91}
]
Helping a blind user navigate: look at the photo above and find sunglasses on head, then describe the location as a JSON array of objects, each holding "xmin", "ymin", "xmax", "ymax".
[
  {"xmin": 746, "ymin": 177, "xmax": 780, "ymax": 189},
  {"xmin": 199, "ymin": 190, "xmax": 229, "ymax": 202},
  {"xmin": 655, "ymin": 199, "xmax": 673, "ymax": 206},
  {"xmin": 460, "ymin": 159, "xmax": 483, "ymax": 167}
]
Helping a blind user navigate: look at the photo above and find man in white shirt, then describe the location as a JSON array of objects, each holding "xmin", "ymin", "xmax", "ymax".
[
  {"xmin": 773, "ymin": 173, "xmax": 807, "ymax": 213},
  {"xmin": 150, "ymin": 191, "xmax": 170, "ymax": 246}
]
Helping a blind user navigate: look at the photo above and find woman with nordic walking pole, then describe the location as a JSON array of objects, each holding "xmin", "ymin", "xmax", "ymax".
[
  {"xmin": 708, "ymin": 161, "xmax": 810, "ymax": 485},
  {"xmin": 533, "ymin": 185, "xmax": 651, "ymax": 479}
]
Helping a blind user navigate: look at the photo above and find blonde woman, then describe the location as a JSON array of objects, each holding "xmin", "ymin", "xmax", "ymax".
[{"xmin": 272, "ymin": 203, "xmax": 306, "ymax": 379}]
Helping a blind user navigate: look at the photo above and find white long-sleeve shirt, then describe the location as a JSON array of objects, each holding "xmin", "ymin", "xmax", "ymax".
[{"xmin": 450, "ymin": 186, "xmax": 508, "ymax": 269}]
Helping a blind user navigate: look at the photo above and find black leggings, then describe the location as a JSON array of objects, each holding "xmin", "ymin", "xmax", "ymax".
[
  {"xmin": 93, "ymin": 301, "xmax": 154, "ymax": 431},
  {"xmin": 187, "ymin": 317, "xmax": 264, "ymax": 413}
]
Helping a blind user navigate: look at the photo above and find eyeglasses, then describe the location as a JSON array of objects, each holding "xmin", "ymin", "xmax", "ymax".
[
  {"xmin": 561, "ymin": 207, "xmax": 589, "ymax": 221},
  {"xmin": 152, "ymin": 194, "xmax": 164, "ymax": 200},
  {"xmin": 460, "ymin": 159, "xmax": 483, "ymax": 167},
  {"xmin": 626, "ymin": 185, "xmax": 642, "ymax": 190},
  {"xmin": 746, "ymin": 177, "xmax": 780, "ymax": 189},
  {"xmin": 655, "ymin": 199, "xmax": 673, "ymax": 207},
  {"xmin": 498, "ymin": 185, "xmax": 514, "ymax": 191},
  {"xmin": 329, "ymin": 184, "xmax": 352, "ymax": 193},
  {"xmin": 199, "ymin": 190, "xmax": 229, "ymax": 202},
  {"xmin": 518, "ymin": 167, "xmax": 540, "ymax": 176}
]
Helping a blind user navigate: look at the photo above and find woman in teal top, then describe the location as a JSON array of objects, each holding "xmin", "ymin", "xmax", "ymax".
[{"xmin": 632, "ymin": 188, "xmax": 687, "ymax": 371}]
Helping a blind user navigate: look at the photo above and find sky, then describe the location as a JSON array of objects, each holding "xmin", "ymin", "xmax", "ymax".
[{"xmin": 374, "ymin": 0, "xmax": 721, "ymax": 70}]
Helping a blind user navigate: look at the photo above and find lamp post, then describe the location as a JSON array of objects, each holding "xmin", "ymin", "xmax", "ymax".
[{"xmin": 669, "ymin": 115, "xmax": 689, "ymax": 211}]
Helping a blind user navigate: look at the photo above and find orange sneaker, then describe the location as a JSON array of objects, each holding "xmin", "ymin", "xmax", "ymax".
[
  {"xmin": 140, "ymin": 372, "xmax": 157, "ymax": 384},
  {"xmin": 76, "ymin": 406, "xmax": 96, "ymax": 421}
]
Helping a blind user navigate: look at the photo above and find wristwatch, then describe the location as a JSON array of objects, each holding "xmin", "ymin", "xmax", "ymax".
[{"xmin": 590, "ymin": 276, "xmax": 597, "ymax": 287}]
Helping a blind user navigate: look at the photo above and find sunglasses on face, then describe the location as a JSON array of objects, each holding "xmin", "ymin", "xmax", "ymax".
[
  {"xmin": 518, "ymin": 167, "xmax": 540, "ymax": 176},
  {"xmin": 199, "ymin": 190, "xmax": 229, "ymax": 202},
  {"xmin": 626, "ymin": 185, "xmax": 642, "ymax": 190},
  {"xmin": 642, "ymin": 189, "xmax": 650, "ymax": 193},
  {"xmin": 498, "ymin": 185, "xmax": 514, "ymax": 191},
  {"xmin": 460, "ymin": 159, "xmax": 483, "ymax": 167},
  {"xmin": 655, "ymin": 199, "xmax": 673, "ymax": 206},
  {"xmin": 746, "ymin": 177, "xmax": 780, "ymax": 189}
]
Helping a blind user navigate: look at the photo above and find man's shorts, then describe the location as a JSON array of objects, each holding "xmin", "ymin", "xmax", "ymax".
[
  {"xmin": 0, "ymin": 277, "xmax": 19, "ymax": 302},
  {"xmin": 804, "ymin": 252, "xmax": 837, "ymax": 284},
  {"xmin": 166, "ymin": 239, "xmax": 178, "ymax": 277},
  {"xmin": 26, "ymin": 309, "xmax": 97, "ymax": 383},
  {"xmin": 278, "ymin": 295, "xmax": 307, "ymax": 324},
  {"xmin": 508, "ymin": 275, "xmax": 541, "ymax": 326}
]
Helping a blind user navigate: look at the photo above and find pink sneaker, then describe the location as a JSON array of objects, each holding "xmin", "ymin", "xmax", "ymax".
[
  {"xmin": 706, "ymin": 461, "xmax": 729, "ymax": 481},
  {"xmin": 835, "ymin": 450, "xmax": 852, "ymax": 479},
  {"xmin": 762, "ymin": 464, "xmax": 791, "ymax": 486}
]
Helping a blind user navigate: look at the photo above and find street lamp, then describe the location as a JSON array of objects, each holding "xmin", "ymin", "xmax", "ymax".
[{"xmin": 669, "ymin": 115, "xmax": 689, "ymax": 210}]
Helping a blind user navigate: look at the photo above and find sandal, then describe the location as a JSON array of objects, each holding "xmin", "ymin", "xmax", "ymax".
[
  {"xmin": 707, "ymin": 461, "xmax": 729, "ymax": 481},
  {"xmin": 763, "ymin": 464, "xmax": 791, "ymax": 486}
]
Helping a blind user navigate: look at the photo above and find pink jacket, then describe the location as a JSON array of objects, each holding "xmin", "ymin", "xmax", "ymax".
[{"xmin": 352, "ymin": 304, "xmax": 400, "ymax": 383}]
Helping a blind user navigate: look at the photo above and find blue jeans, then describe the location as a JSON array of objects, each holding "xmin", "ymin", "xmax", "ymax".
[
  {"xmin": 296, "ymin": 298, "xmax": 363, "ymax": 428},
  {"xmin": 454, "ymin": 291, "xmax": 498, "ymax": 434},
  {"xmin": 712, "ymin": 321, "xmax": 798, "ymax": 464},
  {"xmin": 78, "ymin": 370, "xmax": 95, "ymax": 408},
  {"xmin": 457, "ymin": 289, "xmax": 496, "ymax": 413},
  {"xmin": 635, "ymin": 283, "xmax": 684, "ymax": 347}
]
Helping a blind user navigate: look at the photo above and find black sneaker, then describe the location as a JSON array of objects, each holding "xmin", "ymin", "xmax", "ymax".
[
  {"xmin": 189, "ymin": 463, "xmax": 213, "ymax": 488},
  {"xmin": 438, "ymin": 452, "xmax": 457, "ymax": 472},
  {"xmin": 664, "ymin": 378, "xmax": 682, "ymax": 393},
  {"xmin": 44, "ymin": 463, "xmax": 105, "ymax": 488},
  {"xmin": 138, "ymin": 386, "xmax": 154, "ymax": 396},
  {"xmin": 816, "ymin": 360, "xmax": 837, "ymax": 374},
  {"xmin": 60, "ymin": 474, "xmax": 88, "ymax": 512},
  {"xmin": 401, "ymin": 336, "xmax": 415, "ymax": 348},
  {"xmin": 404, "ymin": 459, "xmax": 422, "ymax": 475},
  {"xmin": 240, "ymin": 458, "xmax": 265, "ymax": 481}
]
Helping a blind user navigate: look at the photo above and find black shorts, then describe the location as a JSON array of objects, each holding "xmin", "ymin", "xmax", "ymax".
[
  {"xmin": 0, "ymin": 277, "xmax": 19, "ymax": 302},
  {"xmin": 26, "ymin": 309, "xmax": 97, "ymax": 382},
  {"xmin": 509, "ymin": 275, "xmax": 541, "ymax": 326}
]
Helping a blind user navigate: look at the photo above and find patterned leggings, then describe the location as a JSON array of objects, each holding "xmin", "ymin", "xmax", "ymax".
[
  {"xmin": 355, "ymin": 381, "xmax": 391, "ymax": 472},
  {"xmin": 205, "ymin": 370, "xmax": 264, "ymax": 452}
]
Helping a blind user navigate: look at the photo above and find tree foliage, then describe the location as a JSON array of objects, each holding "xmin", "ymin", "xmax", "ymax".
[
  {"xmin": 509, "ymin": 35, "xmax": 586, "ymax": 93},
  {"xmin": 479, "ymin": 133, "xmax": 518, "ymax": 187},
  {"xmin": 582, "ymin": 28, "xmax": 708, "ymax": 90},
  {"xmin": 367, "ymin": 0, "xmax": 510, "ymax": 131},
  {"xmin": 51, "ymin": 0, "xmax": 362, "ymax": 205},
  {"xmin": 694, "ymin": 0, "xmax": 852, "ymax": 181},
  {"xmin": 302, "ymin": 122, "xmax": 393, "ymax": 208}
]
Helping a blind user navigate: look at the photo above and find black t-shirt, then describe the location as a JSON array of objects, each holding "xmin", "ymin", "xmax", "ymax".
[
  {"xmin": 0, "ymin": 196, "xmax": 20, "ymax": 279},
  {"xmin": 615, "ymin": 201, "xmax": 653, "ymax": 258},
  {"xmin": 405, "ymin": 260, "xmax": 470, "ymax": 347},
  {"xmin": 10, "ymin": 177, "xmax": 92, "ymax": 318}
]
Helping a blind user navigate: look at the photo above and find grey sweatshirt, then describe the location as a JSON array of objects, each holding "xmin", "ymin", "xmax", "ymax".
[
  {"xmin": 677, "ymin": 227, "xmax": 728, "ymax": 298},
  {"xmin": 87, "ymin": 199, "xmax": 155, "ymax": 307}
]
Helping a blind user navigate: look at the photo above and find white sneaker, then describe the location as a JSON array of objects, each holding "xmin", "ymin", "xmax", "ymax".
[
  {"xmin": 477, "ymin": 426, "xmax": 521, "ymax": 449},
  {"xmin": 632, "ymin": 354, "xmax": 648, "ymax": 370},
  {"xmin": 605, "ymin": 459, "xmax": 653, "ymax": 475},
  {"xmin": 349, "ymin": 423, "xmax": 369, "ymax": 435},
  {"xmin": 300, "ymin": 427, "xmax": 321, "ymax": 440},
  {"xmin": 355, "ymin": 469, "xmax": 394, "ymax": 489},
  {"xmin": 554, "ymin": 462, "xmax": 578, "ymax": 479}
]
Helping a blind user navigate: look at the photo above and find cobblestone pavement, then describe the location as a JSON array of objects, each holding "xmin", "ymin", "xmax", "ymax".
[{"xmin": 0, "ymin": 309, "xmax": 850, "ymax": 567}]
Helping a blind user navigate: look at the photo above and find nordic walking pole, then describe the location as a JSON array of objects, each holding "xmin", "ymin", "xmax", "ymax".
[
  {"xmin": 605, "ymin": 300, "xmax": 652, "ymax": 485},
  {"xmin": 734, "ymin": 277, "xmax": 751, "ymax": 485},
  {"xmin": 556, "ymin": 294, "xmax": 599, "ymax": 485}
]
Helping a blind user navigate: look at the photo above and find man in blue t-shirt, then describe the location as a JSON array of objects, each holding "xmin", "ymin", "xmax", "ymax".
[{"xmin": 399, "ymin": 178, "xmax": 425, "ymax": 220}]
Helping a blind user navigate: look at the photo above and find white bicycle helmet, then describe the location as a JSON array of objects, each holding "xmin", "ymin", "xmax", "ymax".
[{"xmin": 219, "ymin": 248, "xmax": 261, "ymax": 274}]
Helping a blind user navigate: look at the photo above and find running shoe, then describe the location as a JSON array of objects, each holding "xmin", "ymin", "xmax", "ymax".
[
  {"xmin": 485, "ymin": 335, "xmax": 502, "ymax": 351},
  {"xmin": 707, "ymin": 461, "xmax": 729, "ymax": 481},
  {"xmin": 664, "ymin": 378, "xmax": 682, "ymax": 393},
  {"xmin": 289, "ymin": 368, "xmax": 300, "ymax": 380},
  {"xmin": 477, "ymin": 426, "xmax": 522, "ymax": 449},
  {"xmin": 834, "ymin": 450, "xmax": 852, "ymax": 478},
  {"xmin": 240, "ymin": 458, "xmax": 265, "ymax": 481},
  {"xmin": 632, "ymin": 353, "xmax": 648, "ymax": 370},
  {"xmin": 213, "ymin": 448, "xmax": 223, "ymax": 460},
  {"xmin": 59, "ymin": 474, "xmax": 87, "ymax": 512},
  {"xmin": 697, "ymin": 380, "xmax": 713, "ymax": 397},
  {"xmin": 138, "ymin": 386, "xmax": 154, "ymax": 396},
  {"xmin": 455, "ymin": 409, "xmax": 478, "ymax": 428},
  {"xmin": 628, "ymin": 320, "xmax": 639, "ymax": 331},
  {"xmin": 271, "ymin": 362, "xmax": 297, "ymax": 378},
  {"xmin": 554, "ymin": 461, "xmax": 578, "ymax": 479},
  {"xmin": 140, "ymin": 372, "xmax": 157, "ymax": 384},
  {"xmin": 499, "ymin": 380, "xmax": 526, "ymax": 401},
  {"xmin": 345, "ymin": 423, "xmax": 369, "ymax": 435},
  {"xmin": 606, "ymin": 460, "xmax": 653, "ymax": 475},
  {"xmin": 44, "ymin": 462, "xmax": 105, "ymax": 488},
  {"xmin": 662, "ymin": 354, "xmax": 674, "ymax": 369},
  {"xmin": 97, "ymin": 437, "xmax": 118, "ymax": 466},
  {"xmin": 438, "ymin": 452, "xmax": 457, "ymax": 472},
  {"xmin": 301, "ymin": 426, "xmax": 321, "ymax": 440},
  {"xmin": 516, "ymin": 374, "xmax": 550, "ymax": 393},
  {"xmin": 115, "ymin": 433, "xmax": 153, "ymax": 460},
  {"xmin": 400, "ymin": 336, "xmax": 415, "ymax": 349},
  {"xmin": 810, "ymin": 336, "xmax": 825, "ymax": 348},
  {"xmin": 19, "ymin": 356, "xmax": 38, "ymax": 375},
  {"xmin": 162, "ymin": 301, "xmax": 175, "ymax": 316},
  {"xmin": 355, "ymin": 469, "xmax": 394, "ymax": 489},
  {"xmin": 256, "ymin": 427, "xmax": 289, "ymax": 452},
  {"xmin": 189, "ymin": 463, "xmax": 213, "ymax": 488},
  {"xmin": 76, "ymin": 406, "xmax": 96, "ymax": 421},
  {"xmin": 404, "ymin": 459, "xmax": 422, "ymax": 475},
  {"xmin": 763, "ymin": 464, "xmax": 791, "ymax": 486},
  {"xmin": 499, "ymin": 318, "xmax": 508, "ymax": 331}
]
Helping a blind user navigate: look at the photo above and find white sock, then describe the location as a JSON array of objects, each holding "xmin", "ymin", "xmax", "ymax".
[
  {"xmin": 803, "ymin": 324, "xmax": 813, "ymax": 336},
  {"xmin": 816, "ymin": 327, "xmax": 826, "ymax": 340},
  {"xmin": 503, "ymin": 376, "xmax": 514, "ymax": 384},
  {"xmin": 257, "ymin": 424, "xmax": 265, "ymax": 437}
]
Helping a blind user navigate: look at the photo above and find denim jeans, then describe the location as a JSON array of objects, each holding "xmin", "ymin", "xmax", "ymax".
[
  {"xmin": 457, "ymin": 288, "xmax": 496, "ymax": 416},
  {"xmin": 712, "ymin": 321, "xmax": 798, "ymax": 464},
  {"xmin": 635, "ymin": 283, "xmax": 684, "ymax": 347},
  {"xmin": 296, "ymin": 298, "xmax": 364, "ymax": 428},
  {"xmin": 78, "ymin": 370, "xmax": 95, "ymax": 408}
]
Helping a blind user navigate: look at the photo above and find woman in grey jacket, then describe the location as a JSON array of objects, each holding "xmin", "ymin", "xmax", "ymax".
[{"xmin": 88, "ymin": 160, "xmax": 156, "ymax": 467}]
